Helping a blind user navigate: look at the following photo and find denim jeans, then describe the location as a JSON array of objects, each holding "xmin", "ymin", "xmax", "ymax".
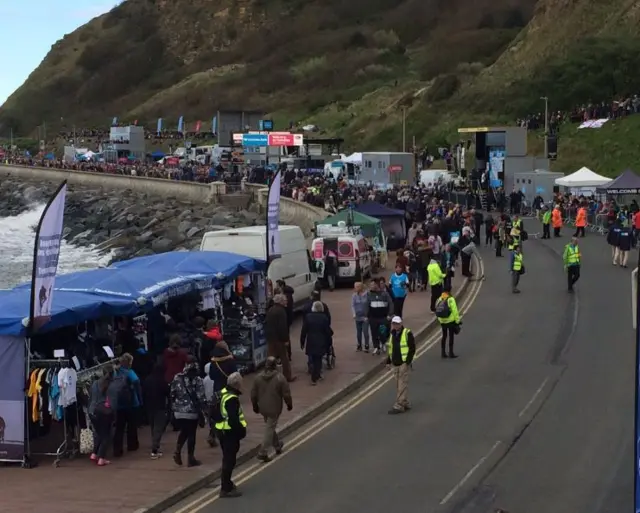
[{"xmin": 355, "ymin": 319, "xmax": 370, "ymax": 349}]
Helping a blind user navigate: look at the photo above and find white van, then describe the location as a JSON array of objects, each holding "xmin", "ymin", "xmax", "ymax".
[{"xmin": 200, "ymin": 225, "xmax": 317, "ymax": 309}]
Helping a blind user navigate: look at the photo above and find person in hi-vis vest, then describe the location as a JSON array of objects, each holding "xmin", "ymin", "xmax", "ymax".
[{"xmin": 386, "ymin": 316, "xmax": 416, "ymax": 415}]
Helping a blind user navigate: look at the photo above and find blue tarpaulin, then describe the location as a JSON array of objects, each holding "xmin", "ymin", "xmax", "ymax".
[
  {"xmin": 0, "ymin": 288, "xmax": 138, "ymax": 336},
  {"xmin": 0, "ymin": 251, "xmax": 265, "ymax": 336},
  {"xmin": 355, "ymin": 201, "xmax": 405, "ymax": 218},
  {"xmin": 151, "ymin": 150, "xmax": 165, "ymax": 159}
]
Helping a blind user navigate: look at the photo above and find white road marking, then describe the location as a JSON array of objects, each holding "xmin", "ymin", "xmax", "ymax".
[
  {"xmin": 439, "ymin": 441, "xmax": 502, "ymax": 505},
  {"xmin": 518, "ymin": 376, "xmax": 550, "ymax": 418}
]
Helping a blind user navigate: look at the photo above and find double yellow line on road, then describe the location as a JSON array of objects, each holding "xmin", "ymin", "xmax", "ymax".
[{"xmin": 172, "ymin": 259, "xmax": 485, "ymax": 513}]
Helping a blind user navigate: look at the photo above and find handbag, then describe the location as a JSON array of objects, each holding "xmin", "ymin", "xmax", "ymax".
[
  {"xmin": 181, "ymin": 376, "xmax": 206, "ymax": 428},
  {"xmin": 80, "ymin": 411, "xmax": 94, "ymax": 454},
  {"xmin": 518, "ymin": 266, "xmax": 526, "ymax": 275}
]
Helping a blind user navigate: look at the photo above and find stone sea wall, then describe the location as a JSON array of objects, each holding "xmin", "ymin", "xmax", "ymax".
[
  {"xmin": 0, "ymin": 164, "xmax": 329, "ymax": 263},
  {"xmin": 0, "ymin": 177, "xmax": 261, "ymax": 263}
]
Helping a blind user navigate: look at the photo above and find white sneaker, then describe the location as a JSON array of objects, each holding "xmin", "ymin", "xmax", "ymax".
[
  {"xmin": 373, "ymin": 348, "xmax": 380, "ymax": 355},
  {"xmin": 381, "ymin": 343, "xmax": 387, "ymax": 353}
]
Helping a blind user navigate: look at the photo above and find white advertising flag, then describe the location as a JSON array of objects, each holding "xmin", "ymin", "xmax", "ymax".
[
  {"xmin": 266, "ymin": 170, "xmax": 282, "ymax": 260},
  {"xmin": 30, "ymin": 181, "xmax": 67, "ymax": 331}
]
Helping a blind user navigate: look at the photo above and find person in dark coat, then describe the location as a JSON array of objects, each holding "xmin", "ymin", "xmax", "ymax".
[
  {"xmin": 303, "ymin": 290, "xmax": 332, "ymax": 325},
  {"xmin": 265, "ymin": 294, "xmax": 295, "ymax": 382},
  {"xmin": 208, "ymin": 341, "xmax": 238, "ymax": 392},
  {"xmin": 276, "ymin": 279, "xmax": 295, "ymax": 361},
  {"xmin": 300, "ymin": 301, "xmax": 334, "ymax": 385},
  {"xmin": 143, "ymin": 363, "xmax": 169, "ymax": 458}
]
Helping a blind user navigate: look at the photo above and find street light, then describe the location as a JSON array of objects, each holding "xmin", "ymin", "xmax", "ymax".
[{"xmin": 540, "ymin": 96, "xmax": 549, "ymax": 158}]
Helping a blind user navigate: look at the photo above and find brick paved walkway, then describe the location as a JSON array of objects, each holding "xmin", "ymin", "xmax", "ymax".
[{"xmin": 1, "ymin": 267, "xmax": 464, "ymax": 513}]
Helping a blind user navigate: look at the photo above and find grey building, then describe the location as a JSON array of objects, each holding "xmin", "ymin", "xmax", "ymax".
[{"xmin": 216, "ymin": 110, "xmax": 265, "ymax": 146}]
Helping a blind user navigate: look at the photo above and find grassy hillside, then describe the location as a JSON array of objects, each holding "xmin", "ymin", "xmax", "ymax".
[{"xmin": 0, "ymin": 0, "xmax": 534, "ymax": 137}]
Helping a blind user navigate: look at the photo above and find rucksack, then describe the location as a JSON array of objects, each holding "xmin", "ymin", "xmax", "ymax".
[
  {"xmin": 208, "ymin": 391, "xmax": 226, "ymax": 424},
  {"xmin": 111, "ymin": 373, "xmax": 133, "ymax": 408},
  {"xmin": 435, "ymin": 297, "xmax": 452, "ymax": 318}
]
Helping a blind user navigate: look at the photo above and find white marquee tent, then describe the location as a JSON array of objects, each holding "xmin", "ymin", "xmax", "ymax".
[{"xmin": 555, "ymin": 167, "xmax": 612, "ymax": 187}]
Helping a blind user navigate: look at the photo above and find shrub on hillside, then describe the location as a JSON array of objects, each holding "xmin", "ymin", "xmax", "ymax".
[
  {"xmin": 510, "ymin": 36, "xmax": 640, "ymax": 114},
  {"xmin": 427, "ymin": 74, "xmax": 460, "ymax": 102}
]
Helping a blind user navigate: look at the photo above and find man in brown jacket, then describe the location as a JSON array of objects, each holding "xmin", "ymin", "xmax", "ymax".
[
  {"xmin": 251, "ymin": 357, "xmax": 293, "ymax": 462},
  {"xmin": 265, "ymin": 294, "xmax": 295, "ymax": 382}
]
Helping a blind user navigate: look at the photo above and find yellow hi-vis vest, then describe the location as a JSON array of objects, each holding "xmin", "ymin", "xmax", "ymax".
[
  {"xmin": 387, "ymin": 328, "xmax": 411, "ymax": 362},
  {"xmin": 214, "ymin": 388, "xmax": 247, "ymax": 431},
  {"xmin": 513, "ymin": 253, "xmax": 523, "ymax": 271},
  {"xmin": 565, "ymin": 245, "xmax": 580, "ymax": 265}
]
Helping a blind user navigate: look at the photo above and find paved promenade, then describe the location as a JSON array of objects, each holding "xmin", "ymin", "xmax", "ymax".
[{"xmin": 1, "ymin": 263, "xmax": 470, "ymax": 513}]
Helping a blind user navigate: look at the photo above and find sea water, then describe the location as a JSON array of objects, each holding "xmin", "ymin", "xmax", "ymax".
[{"xmin": 0, "ymin": 205, "xmax": 114, "ymax": 289}]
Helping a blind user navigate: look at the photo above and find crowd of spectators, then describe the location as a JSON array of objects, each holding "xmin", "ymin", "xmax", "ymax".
[{"xmin": 516, "ymin": 95, "xmax": 640, "ymax": 133}]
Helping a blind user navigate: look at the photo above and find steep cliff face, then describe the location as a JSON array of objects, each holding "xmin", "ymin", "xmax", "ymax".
[{"xmin": 0, "ymin": 0, "xmax": 536, "ymax": 136}]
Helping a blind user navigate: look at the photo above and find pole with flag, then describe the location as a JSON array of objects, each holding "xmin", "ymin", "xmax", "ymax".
[
  {"xmin": 634, "ymin": 249, "xmax": 640, "ymax": 512},
  {"xmin": 265, "ymin": 169, "xmax": 282, "ymax": 265},
  {"xmin": 178, "ymin": 116, "xmax": 184, "ymax": 134},
  {"xmin": 28, "ymin": 181, "xmax": 68, "ymax": 334},
  {"xmin": 157, "ymin": 118, "xmax": 163, "ymax": 136}
]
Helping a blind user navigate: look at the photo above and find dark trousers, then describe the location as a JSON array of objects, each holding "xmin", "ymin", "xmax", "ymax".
[
  {"xmin": 149, "ymin": 409, "xmax": 167, "ymax": 453},
  {"xmin": 554, "ymin": 227, "xmax": 561, "ymax": 237},
  {"xmin": 369, "ymin": 318, "xmax": 386, "ymax": 349},
  {"xmin": 219, "ymin": 432, "xmax": 241, "ymax": 492},
  {"xmin": 309, "ymin": 355, "xmax": 323, "ymax": 383},
  {"xmin": 461, "ymin": 254, "xmax": 472, "ymax": 276},
  {"xmin": 542, "ymin": 224, "xmax": 550, "ymax": 239},
  {"xmin": 91, "ymin": 412, "xmax": 113, "ymax": 459},
  {"xmin": 574, "ymin": 226, "xmax": 585, "ymax": 237},
  {"xmin": 113, "ymin": 408, "xmax": 139, "ymax": 456},
  {"xmin": 175, "ymin": 418, "xmax": 198, "ymax": 457},
  {"xmin": 485, "ymin": 232, "xmax": 494, "ymax": 246},
  {"xmin": 567, "ymin": 265, "xmax": 580, "ymax": 290},
  {"xmin": 495, "ymin": 239, "xmax": 503, "ymax": 257},
  {"xmin": 430, "ymin": 283, "xmax": 443, "ymax": 312},
  {"xmin": 440, "ymin": 323, "xmax": 456, "ymax": 356},
  {"xmin": 393, "ymin": 296, "xmax": 406, "ymax": 317}
]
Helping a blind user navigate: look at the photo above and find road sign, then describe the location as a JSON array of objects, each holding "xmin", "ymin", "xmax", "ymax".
[{"xmin": 242, "ymin": 133, "xmax": 268, "ymax": 146}]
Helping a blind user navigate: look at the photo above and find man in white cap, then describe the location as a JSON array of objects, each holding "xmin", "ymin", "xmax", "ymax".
[{"xmin": 385, "ymin": 316, "xmax": 416, "ymax": 414}]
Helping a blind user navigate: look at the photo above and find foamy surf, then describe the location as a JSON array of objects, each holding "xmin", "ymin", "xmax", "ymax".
[{"xmin": 0, "ymin": 204, "xmax": 116, "ymax": 289}]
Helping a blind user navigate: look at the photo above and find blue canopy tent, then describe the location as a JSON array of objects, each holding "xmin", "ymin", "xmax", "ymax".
[
  {"xmin": 0, "ymin": 287, "xmax": 138, "ymax": 336},
  {"xmin": 2, "ymin": 251, "xmax": 265, "ymax": 335},
  {"xmin": 596, "ymin": 169, "xmax": 640, "ymax": 195},
  {"xmin": 151, "ymin": 150, "xmax": 165, "ymax": 160},
  {"xmin": 355, "ymin": 201, "xmax": 407, "ymax": 249}
]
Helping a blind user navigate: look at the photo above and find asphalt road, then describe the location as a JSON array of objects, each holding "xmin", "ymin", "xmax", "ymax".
[
  {"xmin": 451, "ymin": 234, "xmax": 635, "ymax": 513},
  {"xmin": 184, "ymin": 230, "xmax": 634, "ymax": 513}
]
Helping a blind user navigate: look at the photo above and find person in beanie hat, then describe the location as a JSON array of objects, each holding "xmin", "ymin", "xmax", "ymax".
[{"xmin": 251, "ymin": 356, "xmax": 293, "ymax": 462}]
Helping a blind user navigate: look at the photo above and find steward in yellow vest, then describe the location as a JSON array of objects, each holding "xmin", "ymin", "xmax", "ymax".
[
  {"xmin": 386, "ymin": 317, "xmax": 415, "ymax": 414},
  {"xmin": 563, "ymin": 237, "xmax": 581, "ymax": 293},
  {"xmin": 214, "ymin": 373, "xmax": 248, "ymax": 498},
  {"xmin": 510, "ymin": 244, "xmax": 524, "ymax": 294},
  {"xmin": 427, "ymin": 258, "xmax": 446, "ymax": 312}
]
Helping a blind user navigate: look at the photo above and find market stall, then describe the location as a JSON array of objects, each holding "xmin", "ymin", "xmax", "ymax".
[
  {"xmin": 354, "ymin": 201, "xmax": 407, "ymax": 249},
  {"xmin": 0, "ymin": 250, "xmax": 267, "ymax": 467}
]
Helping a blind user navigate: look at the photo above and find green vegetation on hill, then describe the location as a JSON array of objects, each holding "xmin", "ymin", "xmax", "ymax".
[{"xmin": 4, "ymin": 0, "xmax": 640, "ymax": 176}]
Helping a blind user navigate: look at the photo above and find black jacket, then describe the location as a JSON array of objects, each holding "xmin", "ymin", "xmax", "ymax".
[
  {"xmin": 209, "ymin": 346, "xmax": 238, "ymax": 392},
  {"xmin": 142, "ymin": 368, "xmax": 169, "ymax": 412},
  {"xmin": 386, "ymin": 328, "xmax": 416, "ymax": 366},
  {"xmin": 300, "ymin": 312, "xmax": 334, "ymax": 356},
  {"xmin": 223, "ymin": 386, "xmax": 247, "ymax": 439},
  {"xmin": 303, "ymin": 299, "xmax": 332, "ymax": 325}
]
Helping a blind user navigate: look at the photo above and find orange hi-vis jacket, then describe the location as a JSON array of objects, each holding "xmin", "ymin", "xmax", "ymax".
[
  {"xmin": 575, "ymin": 207, "xmax": 587, "ymax": 228},
  {"xmin": 552, "ymin": 207, "xmax": 563, "ymax": 228}
]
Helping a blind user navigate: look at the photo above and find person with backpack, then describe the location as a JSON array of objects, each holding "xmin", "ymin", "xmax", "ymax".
[
  {"xmin": 112, "ymin": 353, "xmax": 142, "ymax": 457},
  {"xmin": 89, "ymin": 367, "xmax": 115, "ymax": 467},
  {"xmin": 435, "ymin": 283, "xmax": 461, "ymax": 359},
  {"xmin": 206, "ymin": 339, "xmax": 237, "ymax": 447}
]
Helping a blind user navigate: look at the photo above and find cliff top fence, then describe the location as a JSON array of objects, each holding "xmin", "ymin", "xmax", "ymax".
[{"xmin": 0, "ymin": 164, "xmax": 328, "ymax": 236}]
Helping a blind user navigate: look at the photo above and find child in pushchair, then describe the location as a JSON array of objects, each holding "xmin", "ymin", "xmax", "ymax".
[{"xmin": 307, "ymin": 338, "xmax": 336, "ymax": 373}]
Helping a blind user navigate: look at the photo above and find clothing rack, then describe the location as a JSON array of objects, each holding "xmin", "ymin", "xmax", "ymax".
[
  {"xmin": 26, "ymin": 357, "xmax": 79, "ymax": 467},
  {"xmin": 77, "ymin": 357, "xmax": 121, "ymax": 383}
]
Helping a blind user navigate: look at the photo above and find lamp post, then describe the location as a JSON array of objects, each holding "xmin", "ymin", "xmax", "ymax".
[{"xmin": 541, "ymin": 96, "xmax": 549, "ymax": 158}]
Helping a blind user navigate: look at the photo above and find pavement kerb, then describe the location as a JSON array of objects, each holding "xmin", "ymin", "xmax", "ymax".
[{"xmin": 137, "ymin": 255, "xmax": 481, "ymax": 513}]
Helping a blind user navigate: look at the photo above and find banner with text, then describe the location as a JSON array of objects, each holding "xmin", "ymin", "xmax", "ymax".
[
  {"xmin": 30, "ymin": 181, "xmax": 67, "ymax": 332},
  {"xmin": 266, "ymin": 170, "xmax": 282, "ymax": 260},
  {"xmin": 0, "ymin": 335, "xmax": 26, "ymax": 461}
]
